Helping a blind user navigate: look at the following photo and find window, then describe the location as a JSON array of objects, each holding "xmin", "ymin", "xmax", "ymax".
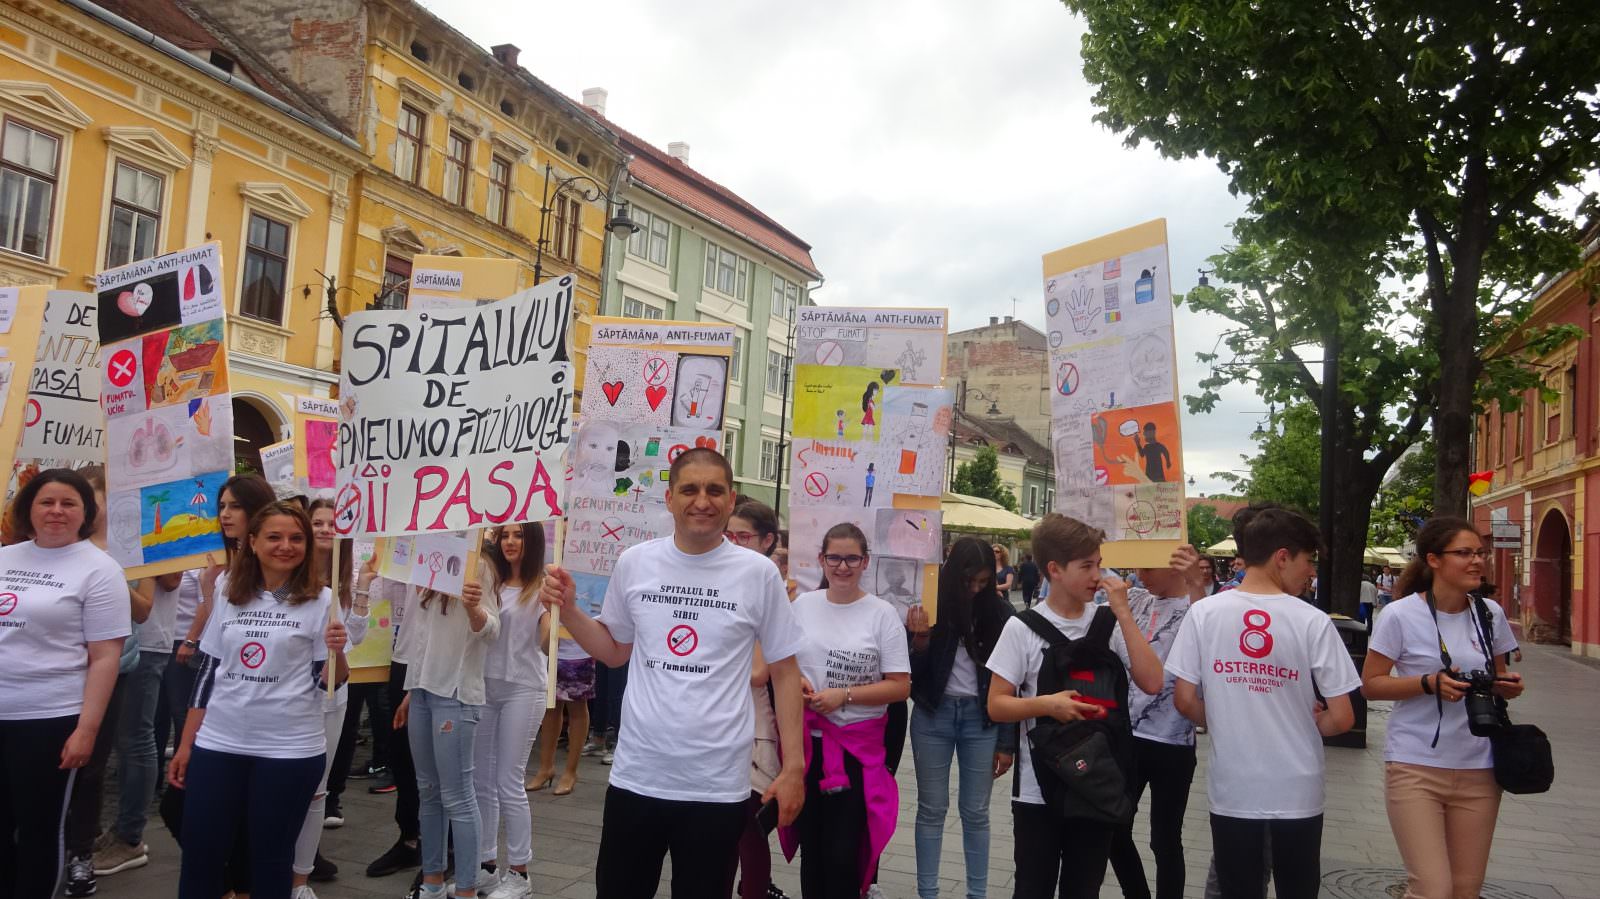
[
  {"xmin": 766, "ymin": 349, "xmax": 790, "ymax": 396},
  {"xmin": 1045, "ymin": 488, "xmax": 1055, "ymax": 511},
  {"xmin": 771, "ymin": 274, "xmax": 799, "ymax": 320},
  {"xmin": 444, "ymin": 131, "xmax": 469, "ymax": 205},
  {"xmin": 626, "ymin": 207, "xmax": 670, "ymax": 267},
  {"xmin": 499, "ymin": 100, "xmax": 515, "ymax": 117},
  {"xmin": 377, "ymin": 255, "xmax": 411, "ymax": 310},
  {"xmin": 240, "ymin": 212, "xmax": 290, "ymax": 322},
  {"xmin": 552, "ymin": 195, "xmax": 579, "ymax": 262},
  {"xmin": 105, "ymin": 161, "xmax": 162, "ymax": 268},
  {"xmin": 396, "ymin": 105, "xmax": 424, "ymax": 184},
  {"xmin": 1513, "ymin": 409, "xmax": 1524, "ymax": 458},
  {"xmin": 1564, "ymin": 364, "xmax": 1578, "ymax": 439},
  {"xmin": 0, "ymin": 119, "xmax": 60, "ymax": 258},
  {"xmin": 487, "ymin": 155, "xmax": 510, "ymax": 225},
  {"xmin": 1028, "ymin": 485, "xmax": 1039, "ymax": 517},
  {"xmin": 703, "ymin": 241, "xmax": 750, "ymax": 299},
  {"xmin": 1496, "ymin": 408, "xmax": 1506, "ymax": 466},
  {"xmin": 622, "ymin": 297, "xmax": 662, "ymax": 320},
  {"xmin": 730, "ymin": 334, "xmax": 743, "ymax": 383},
  {"xmin": 409, "ymin": 41, "xmax": 430, "ymax": 62},
  {"xmin": 760, "ymin": 438, "xmax": 781, "ymax": 482},
  {"xmin": 724, "ymin": 430, "xmax": 737, "ymax": 467},
  {"xmin": 457, "ymin": 72, "xmax": 476, "ymax": 92}
]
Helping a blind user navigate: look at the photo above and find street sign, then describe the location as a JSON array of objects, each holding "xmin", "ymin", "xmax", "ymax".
[{"xmin": 1491, "ymin": 521, "xmax": 1521, "ymax": 550}]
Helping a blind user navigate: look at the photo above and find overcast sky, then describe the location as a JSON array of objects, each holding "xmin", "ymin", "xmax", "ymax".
[{"xmin": 428, "ymin": 0, "xmax": 1267, "ymax": 497}]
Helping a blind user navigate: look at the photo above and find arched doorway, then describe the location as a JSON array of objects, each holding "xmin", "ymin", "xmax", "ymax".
[
  {"xmin": 231, "ymin": 396, "xmax": 282, "ymax": 476},
  {"xmin": 1531, "ymin": 508, "xmax": 1573, "ymax": 644}
]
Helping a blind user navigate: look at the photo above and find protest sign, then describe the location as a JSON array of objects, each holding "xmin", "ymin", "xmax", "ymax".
[
  {"xmin": 6, "ymin": 291, "xmax": 104, "ymax": 499},
  {"xmin": 407, "ymin": 255, "xmax": 521, "ymax": 310},
  {"xmin": 96, "ymin": 244, "xmax": 232, "ymax": 578},
  {"xmin": 260, "ymin": 439, "xmax": 296, "ymax": 491},
  {"xmin": 788, "ymin": 307, "xmax": 949, "ymax": 620},
  {"xmin": 293, "ymin": 395, "xmax": 340, "ymax": 495},
  {"xmin": 0, "ymin": 286, "xmax": 50, "ymax": 512},
  {"xmin": 334, "ymin": 276, "xmax": 574, "ymax": 538},
  {"xmin": 1043, "ymin": 219, "xmax": 1186, "ymax": 567}
]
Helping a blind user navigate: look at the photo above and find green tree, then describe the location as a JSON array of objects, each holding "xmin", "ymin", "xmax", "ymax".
[
  {"xmin": 1216, "ymin": 402, "xmax": 1324, "ymax": 519},
  {"xmin": 1186, "ymin": 503, "xmax": 1233, "ymax": 552},
  {"xmin": 1369, "ymin": 437, "xmax": 1436, "ymax": 547},
  {"xmin": 1063, "ymin": 0, "xmax": 1600, "ymax": 517},
  {"xmin": 952, "ymin": 445, "xmax": 1019, "ymax": 512}
]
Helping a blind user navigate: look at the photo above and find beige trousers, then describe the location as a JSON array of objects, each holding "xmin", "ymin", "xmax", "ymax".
[{"xmin": 1384, "ymin": 761, "xmax": 1502, "ymax": 899}]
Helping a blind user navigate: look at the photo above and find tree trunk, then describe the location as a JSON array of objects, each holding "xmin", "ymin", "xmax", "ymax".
[
  {"xmin": 1324, "ymin": 403, "xmax": 1379, "ymax": 619},
  {"xmin": 1430, "ymin": 162, "xmax": 1490, "ymax": 518}
]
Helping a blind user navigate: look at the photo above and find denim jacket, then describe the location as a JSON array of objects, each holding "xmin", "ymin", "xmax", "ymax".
[{"xmin": 908, "ymin": 593, "xmax": 1018, "ymax": 754}]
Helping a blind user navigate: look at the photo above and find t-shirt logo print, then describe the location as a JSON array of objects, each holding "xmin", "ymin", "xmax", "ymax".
[{"xmin": 1238, "ymin": 609, "xmax": 1273, "ymax": 659}]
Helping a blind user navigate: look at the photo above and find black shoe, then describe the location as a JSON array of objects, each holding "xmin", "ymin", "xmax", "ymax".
[
  {"xmin": 64, "ymin": 854, "xmax": 97, "ymax": 897},
  {"xmin": 766, "ymin": 885, "xmax": 789, "ymax": 899},
  {"xmin": 366, "ymin": 839, "xmax": 421, "ymax": 878},
  {"xmin": 310, "ymin": 852, "xmax": 338, "ymax": 883},
  {"xmin": 367, "ymin": 770, "xmax": 397, "ymax": 794}
]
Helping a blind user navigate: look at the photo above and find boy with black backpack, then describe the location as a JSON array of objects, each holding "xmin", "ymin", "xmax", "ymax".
[{"xmin": 986, "ymin": 513, "xmax": 1164, "ymax": 899}]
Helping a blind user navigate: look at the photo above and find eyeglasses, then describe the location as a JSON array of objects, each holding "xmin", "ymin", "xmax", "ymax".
[
  {"xmin": 822, "ymin": 554, "xmax": 867, "ymax": 569},
  {"xmin": 725, "ymin": 531, "xmax": 760, "ymax": 545},
  {"xmin": 1439, "ymin": 549, "xmax": 1490, "ymax": 560}
]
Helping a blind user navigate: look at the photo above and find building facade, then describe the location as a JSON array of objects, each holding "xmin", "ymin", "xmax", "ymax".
[
  {"xmin": 947, "ymin": 315, "xmax": 1052, "ymax": 447},
  {"xmin": 1470, "ymin": 229, "xmax": 1599, "ymax": 656},
  {"xmin": 583, "ymin": 89, "xmax": 822, "ymax": 509},
  {"xmin": 951, "ymin": 407, "xmax": 1053, "ymax": 519},
  {"xmin": 1, "ymin": 0, "xmax": 366, "ymax": 468}
]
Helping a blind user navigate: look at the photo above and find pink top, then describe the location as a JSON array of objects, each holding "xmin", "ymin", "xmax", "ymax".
[{"xmin": 778, "ymin": 708, "xmax": 899, "ymax": 892}]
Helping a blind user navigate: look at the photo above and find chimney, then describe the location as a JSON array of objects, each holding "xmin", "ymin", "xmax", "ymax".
[
  {"xmin": 1004, "ymin": 315, "xmax": 1013, "ymax": 323},
  {"xmin": 989, "ymin": 316, "xmax": 999, "ymax": 326},
  {"xmin": 581, "ymin": 87, "xmax": 607, "ymax": 117},
  {"xmin": 668, "ymin": 141, "xmax": 690, "ymax": 163},
  {"xmin": 490, "ymin": 44, "xmax": 520, "ymax": 67}
]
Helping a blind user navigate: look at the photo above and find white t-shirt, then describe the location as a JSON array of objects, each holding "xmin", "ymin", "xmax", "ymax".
[
  {"xmin": 140, "ymin": 576, "xmax": 181, "ymax": 652},
  {"xmin": 599, "ymin": 537, "xmax": 804, "ymax": 802},
  {"xmin": 0, "ymin": 540, "xmax": 131, "ymax": 720},
  {"xmin": 1370, "ymin": 593, "xmax": 1518, "ymax": 769},
  {"xmin": 985, "ymin": 602, "xmax": 1131, "ymax": 805},
  {"xmin": 402, "ymin": 580, "xmax": 501, "ymax": 706},
  {"xmin": 195, "ymin": 587, "xmax": 332, "ymax": 759},
  {"xmin": 1126, "ymin": 588, "xmax": 1196, "ymax": 746},
  {"xmin": 1166, "ymin": 590, "xmax": 1362, "ymax": 819},
  {"xmin": 556, "ymin": 635, "xmax": 590, "ymax": 662},
  {"xmin": 946, "ymin": 644, "xmax": 980, "ymax": 698},
  {"xmin": 172, "ymin": 570, "xmax": 202, "ymax": 643},
  {"xmin": 792, "ymin": 590, "xmax": 910, "ymax": 727},
  {"xmin": 484, "ymin": 583, "xmax": 549, "ymax": 691},
  {"xmin": 1376, "ymin": 574, "xmax": 1396, "ymax": 599},
  {"xmin": 1360, "ymin": 581, "xmax": 1379, "ymax": 607}
]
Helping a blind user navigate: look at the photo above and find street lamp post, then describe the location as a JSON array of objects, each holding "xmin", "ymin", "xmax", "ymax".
[
  {"xmin": 774, "ymin": 321, "xmax": 796, "ymax": 508},
  {"xmin": 532, "ymin": 162, "xmax": 638, "ymax": 286}
]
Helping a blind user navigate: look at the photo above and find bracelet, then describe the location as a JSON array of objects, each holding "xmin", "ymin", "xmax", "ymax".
[
  {"xmin": 353, "ymin": 589, "xmax": 370, "ymax": 598},
  {"xmin": 1420, "ymin": 674, "xmax": 1433, "ymax": 696},
  {"xmin": 845, "ymin": 687, "xmax": 853, "ymax": 705},
  {"xmin": 182, "ymin": 639, "xmax": 198, "ymax": 649}
]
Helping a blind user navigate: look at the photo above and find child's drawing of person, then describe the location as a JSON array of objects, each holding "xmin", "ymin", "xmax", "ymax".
[{"xmin": 861, "ymin": 381, "xmax": 880, "ymax": 439}]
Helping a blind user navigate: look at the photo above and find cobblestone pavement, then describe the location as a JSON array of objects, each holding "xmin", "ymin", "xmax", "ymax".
[{"xmin": 100, "ymin": 637, "xmax": 1599, "ymax": 899}]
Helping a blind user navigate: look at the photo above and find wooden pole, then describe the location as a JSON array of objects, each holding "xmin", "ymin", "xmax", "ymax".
[
  {"xmin": 546, "ymin": 520, "xmax": 564, "ymax": 710},
  {"xmin": 327, "ymin": 536, "xmax": 341, "ymax": 699}
]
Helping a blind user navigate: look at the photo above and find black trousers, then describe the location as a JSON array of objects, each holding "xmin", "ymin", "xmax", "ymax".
[
  {"xmin": 1023, "ymin": 584, "xmax": 1039, "ymax": 607},
  {"xmin": 589, "ymin": 660, "xmax": 628, "ymax": 738},
  {"xmin": 328, "ymin": 680, "xmax": 390, "ymax": 803},
  {"xmin": 1209, "ymin": 814, "xmax": 1323, "ymax": 899},
  {"xmin": 178, "ymin": 748, "xmax": 323, "ymax": 899},
  {"xmin": 1109, "ymin": 737, "xmax": 1198, "ymax": 899},
  {"xmin": 796, "ymin": 737, "xmax": 868, "ymax": 899},
  {"xmin": 1012, "ymin": 801, "xmax": 1115, "ymax": 899},
  {"xmin": 386, "ymin": 661, "xmax": 420, "ymax": 840},
  {"xmin": 594, "ymin": 786, "xmax": 746, "ymax": 899},
  {"xmin": 0, "ymin": 715, "xmax": 78, "ymax": 899},
  {"xmin": 65, "ymin": 673, "xmax": 126, "ymax": 855}
]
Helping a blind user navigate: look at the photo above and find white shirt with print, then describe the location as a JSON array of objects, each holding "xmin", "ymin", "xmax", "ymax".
[
  {"xmin": 1370, "ymin": 593, "xmax": 1518, "ymax": 769},
  {"xmin": 196, "ymin": 587, "xmax": 332, "ymax": 759},
  {"xmin": 0, "ymin": 540, "xmax": 130, "ymax": 720},
  {"xmin": 484, "ymin": 583, "xmax": 549, "ymax": 693},
  {"xmin": 1166, "ymin": 590, "xmax": 1361, "ymax": 819},
  {"xmin": 1126, "ymin": 588, "xmax": 1197, "ymax": 746},
  {"xmin": 600, "ymin": 537, "xmax": 804, "ymax": 803},
  {"xmin": 985, "ymin": 602, "xmax": 1131, "ymax": 805},
  {"xmin": 792, "ymin": 590, "xmax": 910, "ymax": 727}
]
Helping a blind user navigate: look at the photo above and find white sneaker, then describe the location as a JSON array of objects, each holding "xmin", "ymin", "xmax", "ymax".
[
  {"xmin": 864, "ymin": 886, "xmax": 886, "ymax": 899},
  {"xmin": 485, "ymin": 870, "xmax": 531, "ymax": 899},
  {"xmin": 290, "ymin": 885, "xmax": 318, "ymax": 899}
]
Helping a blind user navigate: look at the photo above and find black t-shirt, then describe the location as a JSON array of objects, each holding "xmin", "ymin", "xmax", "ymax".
[{"xmin": 1018, "ymin": 560, "xmax": 1040, "ymax": 587}]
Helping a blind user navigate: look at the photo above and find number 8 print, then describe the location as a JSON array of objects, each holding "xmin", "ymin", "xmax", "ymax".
[{"xmin": 1239, "ymin": 609, "xmax": 1273, "ymax": 659}]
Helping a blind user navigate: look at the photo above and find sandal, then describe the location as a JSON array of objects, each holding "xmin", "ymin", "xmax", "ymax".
[{"xmin": 525, "ymin": 774, "xmax": 554, "ymax": 792}]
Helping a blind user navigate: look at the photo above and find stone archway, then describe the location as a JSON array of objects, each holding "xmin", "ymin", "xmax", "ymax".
[
  {"xmin": 231, "ymin": 395, "xmax": 283, "ymax": 476},
  {"xmin": 1530, "ymin": 508, "xmax": 1573, "ymax": 644}
]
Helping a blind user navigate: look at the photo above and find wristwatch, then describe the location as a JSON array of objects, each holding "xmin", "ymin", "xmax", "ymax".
[{"xmin": 182, "ymin": 639, "xmax": 199, "ymax": 649}]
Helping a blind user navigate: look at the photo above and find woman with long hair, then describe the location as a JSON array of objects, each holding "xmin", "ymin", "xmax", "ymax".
[
  {"xmin": 169, "ymin": 501, "xmax": 348, "ymax": 899},
  {"xmin": 473, "ymin": 523, "xmax": 549, "ymax": 899},
  {"xmin": 908, "ymin": 537, "xmax": 1016, "ymax": 899},
  {"xmin": 0, "ymin": 468, "xmax": 129, "ymax": 899},
  {"xmin": 993, "ymin": 545, "xmax": 1016, "ymax": 597},
  {"xmin": 781, "ymin": 523, "xmax": 910, "ymax": 898},
  {"xmin": 1361, "ymin": 518, "xmax": 1524, "ymax": 899},
  {"xmin": 393, "ymin": 546, "xmax": 500, "ymax": 899}
]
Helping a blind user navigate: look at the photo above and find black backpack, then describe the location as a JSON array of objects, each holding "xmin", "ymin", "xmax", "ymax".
[{"xmin": 1016, "ymin": 606, "xmax": 1135, "ymax": 824}]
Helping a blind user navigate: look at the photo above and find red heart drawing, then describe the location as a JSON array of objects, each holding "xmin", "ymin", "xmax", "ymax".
[
  {"xmin": 645, "ymin": 385, "xmax": 667, "ymax": 410},
  {"xmin": 601, "ymin": 381, "xmax": 624, "ymax": 405},
  {"xmin": 695, "ymin": 435, "xmax": 718, "ymax": 450}
]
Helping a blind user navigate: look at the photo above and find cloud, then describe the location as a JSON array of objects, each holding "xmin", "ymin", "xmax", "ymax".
[{"xmin": 425, "ymin": 0, "xmax": 1262, "ymax": 496}]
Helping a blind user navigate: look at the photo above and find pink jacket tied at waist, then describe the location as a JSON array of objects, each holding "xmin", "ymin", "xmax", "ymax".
[{"xmin": 778, "ymin": 708, "xmax": 899, "ymax": 893}]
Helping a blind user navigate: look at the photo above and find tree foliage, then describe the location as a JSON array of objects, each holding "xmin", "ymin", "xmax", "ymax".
[
  {"xmin": 1063, "ymin": 0, "xmax": 1600, "ymax": 515},
  {"xmin": 1185, "ymin": 503, "xmax": 1233, "ymax": 552},
  {"xmin": 1369, "ymin": 436, "xmax": 1436, "ymax": 547},
  {"xmin": 953, "ymin": 445, "xmax": 1019, "ymax": 512}
]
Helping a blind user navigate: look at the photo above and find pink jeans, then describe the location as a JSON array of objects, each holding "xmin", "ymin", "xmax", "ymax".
[{"xmin": 1384, "ymin": 762, "xmax": 1501, "ymax": 899}]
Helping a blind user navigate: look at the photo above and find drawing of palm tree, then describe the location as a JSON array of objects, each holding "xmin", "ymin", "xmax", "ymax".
[{"xmin": 147, "ymin": 490, "xmax": 172, "ymax": 534}]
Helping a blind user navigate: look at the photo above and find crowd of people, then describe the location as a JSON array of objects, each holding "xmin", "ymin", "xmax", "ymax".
[{"xmin": 0, "ymin": 448, "xmax": 1530, "ymax": 899}]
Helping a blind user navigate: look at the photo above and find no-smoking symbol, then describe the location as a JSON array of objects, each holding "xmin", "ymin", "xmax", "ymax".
[
  {"xmin": 334, "ymin": 484, "xmax": 362, "ymax": 535},
  {"xmin": 23, "ymin": 399, "xmax": 40, "ymax": 428},
  {"xmin": 0, "ymin": 592, "xmax": 16, "ymax": 616},
  {"xmin": 240, "ymin": 641, "xmax": 266, "ymax": 669},
  {"xmin": 667, "ymin": 624, "xmax": 698, "ymax": 657},
  {"xmin": 107, "ymin": 349, "xmax": 138, "ymax": 388},
  {"xmin": 1056, "ymin": 362, "xmax": 1080, "ymax": 396},
  {"xmin": 643, "ymin": 356, "xmax": 671, "ymax": 386},
  {"xmin": 815, "ymin": 341, "xmax": 844, "ymax": 365},
  {"xmin": 803, "ymin": 472, "xmax": 830, "ymax": 498}
]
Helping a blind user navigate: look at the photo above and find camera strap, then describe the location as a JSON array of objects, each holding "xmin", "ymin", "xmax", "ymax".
[
  {"xmin": 1425, "ymin": 590, "xmax": 1449, "ymax": 748},
  {"xmin": 1425, "ymin": 589, "xmax": 1499, "ymax": 747}
]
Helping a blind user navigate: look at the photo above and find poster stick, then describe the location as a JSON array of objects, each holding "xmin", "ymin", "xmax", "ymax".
[
  {"xmin": 546, "ymin": 519, "xmax": 565, "ymax": 710},
  {"xmin": 327, "ymin": 536, "xmax": 341, "ymax": 699}
]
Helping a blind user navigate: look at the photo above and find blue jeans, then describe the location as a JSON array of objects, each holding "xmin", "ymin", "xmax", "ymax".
[
  {"xmin": 115, "ymin": 650, "xmax": 169, "ymax": 843},
  {"xmin": 910, "ymin": 696, "xmax": 1000, "ymax": 899},
  {"xmin": 408, "ymin": 689, "xmax": 482, "ymax": 891}
]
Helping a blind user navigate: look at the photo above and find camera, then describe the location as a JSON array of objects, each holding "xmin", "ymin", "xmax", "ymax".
[{"xmin": 1458, "ymin": 669, "xmax": 1505, "ymax": 737}]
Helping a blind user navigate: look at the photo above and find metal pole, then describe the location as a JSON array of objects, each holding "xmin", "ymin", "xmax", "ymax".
[
  {"xmin": 773, "ymin": 322, "xmax": 795, "ymax": 511},
  {"xmin": 532, "ymin": 163, "xmax": 551, "ymax": 285},
  {"xmin": 1317, "ymin": 324, "xmax": 1339, "ymax": 612}
]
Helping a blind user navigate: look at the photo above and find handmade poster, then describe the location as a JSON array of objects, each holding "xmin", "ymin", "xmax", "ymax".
[
  {"xmin": 786, "ymin": 307, "xmax": 949, "ymax": 617},
  {"xmin": 97, "ymin": 245, "xmax": 232, "ymax": 578},
  {"xmin": 13, "ymin": 291, "xmax": 104, "ymax": 479},
  {"xmin": 407, "ymin": 254, "xmax": 521, "ymax": 310},
  {"xmin": 408, "ymin": 530, "xmax": 471, "ymax": 596},
  {"xmin": 0, "ymin": 287, "xmax": 48, "ymax": 471},
  {"xmin": 95, "ymin": 242, "xmax": 224, "ymax": 344},
  {"xmin": 334, "ymin": 277, "xmax": 574, "ymax": 538},
  {"xmin": 564, "ymin": 318, "xmax": 735, "ymax": 606},
  {"xmin": 260, "ymin": 439, "xmax": 296, "ymax": 489},
  {"xmin": 1043, "ymin": 219, "xmax": 1186, "ymax": 566},
  {"xmin": 377, "ymin": 535, "xmax": 415, "ymax": 582},
  {"xmin": 293, "ymin": 395, "xmax": 340, "ymax": 494}
]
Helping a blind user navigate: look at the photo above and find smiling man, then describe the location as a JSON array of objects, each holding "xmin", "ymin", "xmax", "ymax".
[{"xmin": 541, "ymin": 447, "xmax": 806, "ymax": 898}]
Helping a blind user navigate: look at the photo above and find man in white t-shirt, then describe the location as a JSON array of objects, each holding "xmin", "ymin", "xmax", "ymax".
[
  {"xmin": 1167, "ymin": 504, "xmax": 1361, "ymax": 899},
  {"xmin": 542, "ymin": 448, "xmax": 806, "ymax": 899}
]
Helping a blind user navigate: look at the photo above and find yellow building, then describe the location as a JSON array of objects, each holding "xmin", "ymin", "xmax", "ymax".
[
  {"xmin": 0, "ymin": 0, "xmax": 365, "ymax": 464},
  {"xmin": 203, "ymin": 0, "xmax": 627, "ymax": 383}
]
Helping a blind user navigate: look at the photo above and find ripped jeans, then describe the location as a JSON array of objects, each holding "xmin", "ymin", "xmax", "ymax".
[{"xmin": 408, "ymin": 689, "xmax": 483, "ymax": 891}]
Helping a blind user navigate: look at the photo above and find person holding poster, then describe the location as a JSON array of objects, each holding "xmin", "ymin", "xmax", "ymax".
[
  {"xmin": 168, "ymin": 501, "xmax": 349, "ymax": 899},
  {"xmin": 540, "ymin": 448, "xmax": 807, "ymax": 899},
  {"xmin": 0, "ymin": 469, "xmax": 130, "ymax": 899}
]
